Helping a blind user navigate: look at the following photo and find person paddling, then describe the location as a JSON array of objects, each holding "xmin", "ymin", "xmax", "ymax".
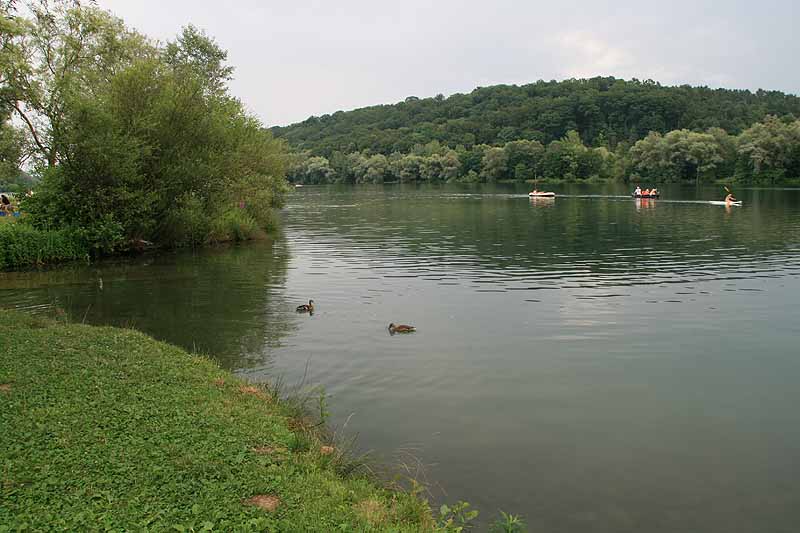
[{"xmin": 724, "ymin": 192, "xmax": 736, "ymax": 203}]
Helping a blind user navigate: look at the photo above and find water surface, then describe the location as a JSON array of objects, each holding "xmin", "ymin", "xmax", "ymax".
[{"xmin": 3, "ymin": 183, "xmax": 800, "ymax": 532}]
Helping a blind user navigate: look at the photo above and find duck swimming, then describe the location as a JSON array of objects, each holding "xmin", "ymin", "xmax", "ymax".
[
  {"xmin": 388, "ymin": 323, "xmax": 415, "ymax": 334},
  {"xmin": 296, "ymin": 299, "xmax": 314, "ymax": 313}
]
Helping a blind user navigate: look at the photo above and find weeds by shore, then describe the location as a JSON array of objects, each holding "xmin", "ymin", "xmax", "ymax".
[{"xmin": 0, "ymin": 223, "xmax": 89, "ymax": 270}]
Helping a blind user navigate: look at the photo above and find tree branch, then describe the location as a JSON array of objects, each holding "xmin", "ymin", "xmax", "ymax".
[{"xmin": 12, "ymin": 101, "xmax": 48, "ymax": 158}]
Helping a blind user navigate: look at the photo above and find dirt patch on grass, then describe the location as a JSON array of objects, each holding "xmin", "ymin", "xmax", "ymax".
[
  {"xmin": 354, "ymin": 499, "xmax": 389, "ymax": 526},
  {"xmin": 0, "ymin": 384, "xmax": 11, "ymax": 393},
  {"xmin": 320, "ymin": 445, "xmax": 335, "ymax": 455},
  {"xmin": 212, "ymin": 377, "xmax": 225, "ymax": 387},
  {"xmin": 238, "ymin": 385, "xmax": 269, "ymax": 400},
  {"xmin": 244, "ymin": 494, "xmax": 280, "ymax": 512}
]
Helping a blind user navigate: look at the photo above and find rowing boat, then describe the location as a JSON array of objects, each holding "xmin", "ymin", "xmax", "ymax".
[
  {"xmin": 528, "ymin": 192, "xmax": 555, "ymax": 197},
  {"xmin": 632, "ymin": 194, "xmax": 660, "ymax": 198},
  {"xmin": 709, "ymin": 200, "xmax": 742, "ymax": 206}
]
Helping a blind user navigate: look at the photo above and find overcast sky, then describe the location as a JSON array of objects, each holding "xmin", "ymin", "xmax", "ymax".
[{"xmin": 97, "ymin": 0, "xmax": 799, "ymax": 127}]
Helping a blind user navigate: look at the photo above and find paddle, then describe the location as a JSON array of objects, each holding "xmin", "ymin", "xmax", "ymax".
[{"xmin": 720, "ymin": 184, "xmax": 744, "ymax": 206}]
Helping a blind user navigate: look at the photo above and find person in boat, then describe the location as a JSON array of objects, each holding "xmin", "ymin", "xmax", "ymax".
[
  {"xmin": 650, "ymin": 188, "xmax": 658, "ymax": 196},
  {"xmin": 724, "ymin": 193, "xmax": 737, "ymax": 203},
  {"xmin": 634, "ymin": 186, "xmax": 642, "ymax": 196},
  {"xmin": 644, "ymin": 188, "xmax": 652, "ymax": 196}
]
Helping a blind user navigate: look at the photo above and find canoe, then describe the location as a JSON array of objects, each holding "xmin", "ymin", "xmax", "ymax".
[
  {"xmin": 709, "ymin": 200, "xmax": 743, "ymax": 206},
  {"xmin": 632, "ymin": 194, "xmax": 660, "ymax": 198},
  {"xmin": 528, "ymin": 192, "xmax": 555, "ymax": 197}
]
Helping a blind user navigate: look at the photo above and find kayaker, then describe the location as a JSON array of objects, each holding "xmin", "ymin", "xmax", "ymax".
[
  {"xmin": 724, "ymin": 193, "xmax": 736, "ymax": 203},
  {"xmin": 651, "ymin": 188, "xmax": 658, "ymax": 196},
  {"xmin": 634, "ymin": 186, "xmax": 642, "ymax": 196},
  {"xmin": 643, "ymin": 188, "xmax": 651, "ymax": 196}
]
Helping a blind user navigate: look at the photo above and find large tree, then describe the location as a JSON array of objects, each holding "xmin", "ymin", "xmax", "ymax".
[
  {"xmin": 3, "ymin": 0, "xmax": 152, "ymax": 167},
  {"xmin": 13, "ymin": 3, "xmax": 287, "ymax": 249}
]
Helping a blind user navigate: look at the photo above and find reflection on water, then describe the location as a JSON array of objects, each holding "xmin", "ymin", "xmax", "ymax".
[
  {"xmin": 2, "ymin": 183, "xmax": 800, "ymax": 532},
  {"xmin": 1, "ymin": 242, "xmax": 294, "ymax": 369}
]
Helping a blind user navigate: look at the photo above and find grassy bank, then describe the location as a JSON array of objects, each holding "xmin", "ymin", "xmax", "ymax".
[
  {"xmin": 0, "ymin": 310, "xmax": 439, "ymax": 532},
  {"xmin": 0, "ymin": 223, "xmax": 89, "ymax": 270}
]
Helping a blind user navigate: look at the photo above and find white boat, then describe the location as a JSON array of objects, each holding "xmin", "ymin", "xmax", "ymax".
[
  {"xmin": 709, "ymin": 200, "xmax": 742, "ymax": 206},
  {"xmin": 528, "ymin": 191, "xmax": 555, "ymax": 197}
]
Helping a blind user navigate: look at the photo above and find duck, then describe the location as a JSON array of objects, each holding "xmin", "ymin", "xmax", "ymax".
[
  {"xmin": 388, "ymin": 323, "xmax": 415, "ymax": 334},
  {"xmin": 296, "ymin": 299, "xmax": 314, "ymax": 313}
]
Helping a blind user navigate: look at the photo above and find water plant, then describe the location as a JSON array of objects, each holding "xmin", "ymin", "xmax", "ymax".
[{"xmin": 489, "ymin": 510, "xmax": 527, "ymax": 532}]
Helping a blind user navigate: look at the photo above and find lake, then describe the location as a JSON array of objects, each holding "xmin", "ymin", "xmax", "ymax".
[{"xmin": 2, "ymin": 183, "xmax": 800, "ymax": 532}]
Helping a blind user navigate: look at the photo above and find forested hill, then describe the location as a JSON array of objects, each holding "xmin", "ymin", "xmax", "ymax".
[{"xmin": 272, "ymin": 77, "xmax": 800, "ymax": 156}]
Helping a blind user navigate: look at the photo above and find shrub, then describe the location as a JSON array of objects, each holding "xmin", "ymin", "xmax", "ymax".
[
  {"xmin": 209, "ymin": 207, "xmax": 258, "ymax": 243},
  {"xmin": 73, "ymin": 214, "xmax": 126, "ymax": 255},
  {"xmin": 156, "ymin": 194, "xmax": 212, "ymax": 247},
  {"xmin": 0, "ymin": 223, "xmax": 89, "ymax": 270}
]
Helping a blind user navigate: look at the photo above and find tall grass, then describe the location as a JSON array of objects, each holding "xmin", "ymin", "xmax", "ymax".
[
  {"xmin": 0, "ymin": 223, "xmax": 89, "ymax": 270},
  {"xmin": 209, "ymin": 208, "xmax": 260, "ymax": 243}
]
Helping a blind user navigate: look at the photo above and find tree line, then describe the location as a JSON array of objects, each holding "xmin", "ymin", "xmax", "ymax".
[
  {"xmin": 1, "ymin": 0, "xmax": 288, "ymax": 254},
  {"xmin": 287, "ymin": 115, "xmax": 800, "ymax": 184},
  {"xmin": 273, "ymin": 77, "xmax": 800, "ymax": 159}
]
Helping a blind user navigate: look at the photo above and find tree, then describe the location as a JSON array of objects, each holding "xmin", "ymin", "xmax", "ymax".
[
  {"xmin": 288, "ymin": 153, "xmax": 335, "ymax": 184},
  {"xmin": 361, "ymin": 154, "xmax": 389, "ymax": 184},
  {"xmin": 480, "ymin": 147, "xmax": 508, "ymax": 181},
  {"xmin": 4, "ymin": 0, "xmax": 152, "ymax": 167},
  {"xmin": 504, "ymin": 139, "xmax": 544, "ymax": 181},
  {"xmin": 736, "ymin": 116, "xmax": 800, "ymax": 182},
  {"xmin": 19, "ymin": 5, "xmax": 288, "ymax": 248},
  {"xmin": 630, "ymin": 129, "xmax": 726, "ymax": 182}
]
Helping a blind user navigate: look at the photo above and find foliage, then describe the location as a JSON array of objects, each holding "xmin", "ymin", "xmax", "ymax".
[
  {"xmin": 2, "ymin": 0, "xmax": 153, "ymax": 167},
  {"xmin": 209, "ymin": 207, "xmax": 259, "ymax": 243},
  {"xmin": 736, "ymin": 115, "xmax": 800, "ymax": 183},
  {"xmin": 286, "ymin": 115, "xmax": 800, "ymax": 185},
  {"xmin": 0, "ymin": 121, "xmax": 26, "ymax": 186},
  {"xmin": 437, "ymin": 501, "xmax": 479, "ymax": 532},
  {"xmin": 489, "ymin": 511, "xmax": 527, "ymax": 533},
  {"xmin": 0, "ymin": 222, "xmax": 88, "ymax": 269},
  {"xmin": 629, "ymin": 129, "xmax": 726, "ymax": 182},
  {"xmin": 273, "ymin": 77, "xmax": 800, "ymax": 157},
  {"xmin": 277, "ymin": 75, "xmax": 800, "ymax": 185},
  {"xmin": 2, "ymin": 1, "xmax": 288, "ymax": 254},
  {"xmin": 0, "ymin": 309, "xmax": 440, "ymax": 531}
]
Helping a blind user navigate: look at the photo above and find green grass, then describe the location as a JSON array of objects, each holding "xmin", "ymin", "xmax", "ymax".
[{"xmin": 0, "ymin": 310, "xmax": 438, "ymax": 532}]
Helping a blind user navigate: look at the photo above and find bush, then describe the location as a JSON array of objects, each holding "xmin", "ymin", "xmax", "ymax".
[
  {"xmin": 156, "ymin": 195, "xmax": 212, "ymax": 247},
  {"xmin": 74, "ymin": 214, "xmax": 126, "ymax": 255},
  {"xmin": 209, "ymin": 207, "xmax": 258, "ymax": 243},
  {"xmin": 0, "ymin": 223, "xmax": 89, "ymax": 270}
]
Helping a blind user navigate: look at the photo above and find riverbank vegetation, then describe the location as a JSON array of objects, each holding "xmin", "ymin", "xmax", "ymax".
[
  {"xmin": 275, "ymin": 78, "xmax": 800, "ymax": 185},
  {"xmin": 0, "ymin": 222, "xmax": 88, "ymax": 269},
  {"xmin": 1, "ymin": 1, "xmax": 288, "ymax": 261},
  {"xmin": 0, "ymin": 309, "xmax": 450, "ymax": 531}
]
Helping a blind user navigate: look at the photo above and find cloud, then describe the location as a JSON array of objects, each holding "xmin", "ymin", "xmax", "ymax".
[
  {"xmin": 94, "ymin": 0, "xmax": 800, "ymax": 125},
  {"xmin": 555, "ymin": 31, "xmax": 634, "ymax": 79}
]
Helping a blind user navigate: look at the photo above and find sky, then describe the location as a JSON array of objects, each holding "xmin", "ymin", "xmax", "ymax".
[{"xmin": 97, "ymin": 0, "xmax": 800, "ymax": 127}]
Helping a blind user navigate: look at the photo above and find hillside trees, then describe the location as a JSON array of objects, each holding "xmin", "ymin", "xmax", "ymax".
[{"xmin": 273, "ymin": 77, "xmax": 800, "ymax": 157}]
